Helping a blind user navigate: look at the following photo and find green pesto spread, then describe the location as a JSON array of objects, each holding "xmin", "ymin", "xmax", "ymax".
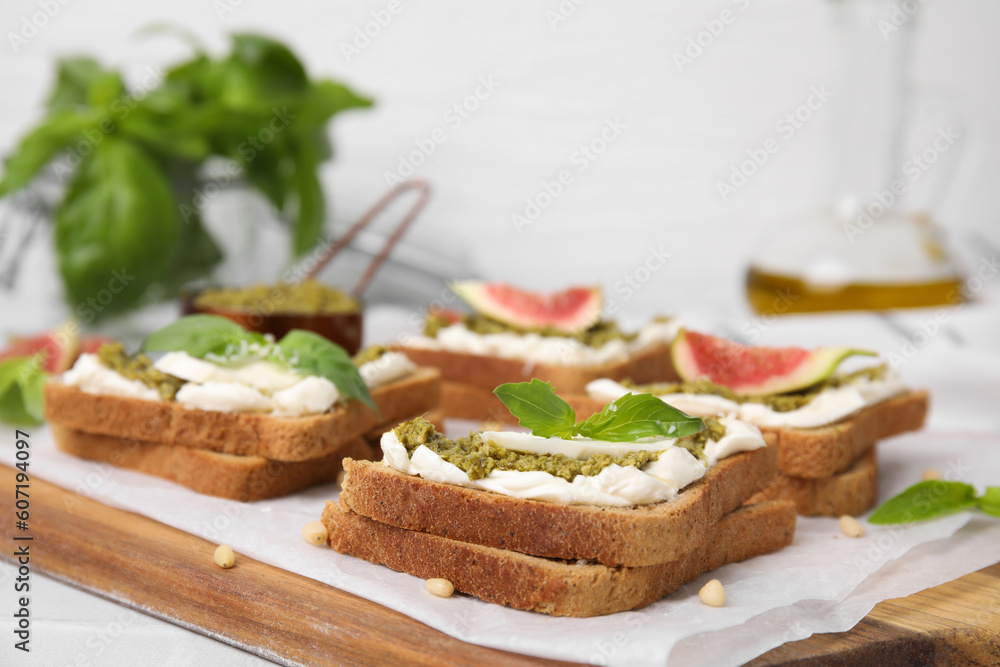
[
  {"xmin": 423, "ymin": 311, "xmax": 637, "ymax": 348},
  {"xmin": 624, "ymin": 365, "xmax": 889, "ymax": 412},
  {"xmin": 352, "ymin": 345, "xmax": 390, "ymax": 367},
  {"xmin": 393, "ymin": 417, "xmax": 725, "ymax": 482},
  {"xmin": 97, "ymin": 343, "xmax": 186, "ymax": 400},
  {"xmin": 194, "ymin": 280, "xmax": 360, "ymax": 315}
]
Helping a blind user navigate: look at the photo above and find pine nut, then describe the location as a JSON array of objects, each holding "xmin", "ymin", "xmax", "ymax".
[
  {"xmin": 301, "ymin": 521, "xmax": 329, "ymax": 546},
  {"xmin": 840, "ymin": 515, "xmax": 865, "ymax": 538},
  {"xmin": 698, "ymin": 579, "xmax": 726, "ymax": 607},
  {"xmin": 214, "ymin": 544, "xmax": 236, "ymax": 568},
  {"xmin": 921, "ymin": 468, "xmax": 942, "ymax": 481},
  {"xmin": 425, "ymin": 578, "xmax": 454, "ymax": 598}
]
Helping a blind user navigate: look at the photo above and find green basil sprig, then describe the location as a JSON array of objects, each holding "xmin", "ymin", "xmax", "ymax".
[
  {"xmin": 869, "ymin": 480, "xmax": 1000, "ymax": 524},
  {"xmin": 277, "ymin": 330, "xmax": 376, "ymax": 412},
  {"xmin": 142, "ymin": 314, "xmax": 266, "ymax": 358},
  {"xmin": 493, "ymin": 379, "xmax": 704, "ymax": 442},
  {"xmin": 141, "ymin": 315, "xmax": 375, "ymax": 412},
  {"xmin": 0, "ymin": 34, "xmax": 372, "ymax": 322},
  {"xmin": 0, "ymin": 355, "xmax": 47, "ymax": 425}
]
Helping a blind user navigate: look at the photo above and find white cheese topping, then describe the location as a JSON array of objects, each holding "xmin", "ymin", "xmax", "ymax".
[
  {"xmin": 585, "ymin": 374, "xmax": 907, "ymax": 429},
  {"xmin": 380, "ymin": 413, "xmax": 765, "ymax": 507},
  {"xmin": 61, "ymin": 354, "xmax": 162, "ymax": 401},
  {"xmin": 358, "ymin": 352, "xmax": 417, "ymax": 389},
  {"xmin": 63, "ymin": 349, "xmax": 418, "ymax": 418},
  {"xmin": 175, "ymin": 381, "xmax": 273, "ymax": 413},
  {"xmin": 403, "ymin": 318, "xmax": 681, "ymax": 367}
]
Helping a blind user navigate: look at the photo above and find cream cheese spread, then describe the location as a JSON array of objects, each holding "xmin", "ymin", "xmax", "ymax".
[
  {"xmin": 585, "ymin": 374, "xmax": 907, "ymax": 429},
  {"xmin": 61, "ymin": 354, "xmax": 162, "ymax": 402},
  {"xmin": 403, "ymin": 319, "xmax": 681, "ymax": 367},
  {"xmin": 62, "ymin": 349, "xmax": 418, "ymax": 418},
  {"xmin": 380, "ymin": 414, "xmax": 765, "ymax": 506}
]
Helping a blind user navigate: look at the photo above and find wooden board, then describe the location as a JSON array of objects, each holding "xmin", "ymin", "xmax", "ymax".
[{"xmin": 2, "ymin": 463, "xmax": 998, "ymax": 666}]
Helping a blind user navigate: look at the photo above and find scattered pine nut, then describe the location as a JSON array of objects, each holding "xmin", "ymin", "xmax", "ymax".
[
  {"xmin": 214, "ymin": 544, "xmax": 236, "ymax": 568},
  {"xmin": 839, "ymin": 515, "xmax": 865, "ymax": 538},
  {"xmin": 425, "ymin": 578, "xmax": 455, "ymax": 598},
  {"xmin": 922, "ymin": 468, "xmax": 942, "ymax": 481},
  {"xmin": 301, "ymin": 521, "xmax": 329, "ymax": 546},
  {"xmin": 699, "ymin": 579, "xmax": 726, "ymax": 607}
]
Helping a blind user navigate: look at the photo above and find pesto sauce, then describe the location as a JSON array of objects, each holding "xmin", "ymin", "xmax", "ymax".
[
  {"xmin": 624, "ymin": 365, "xmax": 889, "ymax": 413},
  {"xmin": 423, "ymin": 311, "xmax": 637, "ymax": 348},
  {"xmin": 97, "ymin": 343, "xmax": 186, "ymax": 401},
  {"xmin": 352, "ymin": 345, "xmax": 390, "ymax": 367},
  {"xmin": 393, "ymin": 417, "xmax": 725, "ymax": 482},
  {"xmin": 194, "ymin": 280, "xmax": 360, "ymax": 315}
]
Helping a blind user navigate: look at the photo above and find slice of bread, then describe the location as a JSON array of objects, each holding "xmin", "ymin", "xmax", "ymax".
[
  {"xmin": 566, "ymin": 390, "xmax": 928, "ymax": 479},
  {"xmin": 52, "ymin": 426, "xmax": 377, "ymax": 501},
  {"xmin": 339, "ymin": 442, "xmax": 778, "ymax": 568},
  {"xmin": 323, "ymin": 499, "xmax": 796, "ymax": 617},
  {"xmin": 43, "ymin": 367, "xmax": 441, "ymax": 462},
  {"xmin": 747, "ymin": 448, "xmax": 878, "ymax": 517},
  {"xmin": 398, "ymin": 342, "xmax": 676, "ymax": 421}
]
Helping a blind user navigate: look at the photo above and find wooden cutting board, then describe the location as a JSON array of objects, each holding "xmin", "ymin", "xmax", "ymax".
[{"xmin": 2, "ymin": 463, "xmax": 997, "ymax": 666}]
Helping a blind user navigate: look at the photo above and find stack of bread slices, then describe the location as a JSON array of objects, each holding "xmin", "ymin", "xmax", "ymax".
[
  {"xmin": 324, "ymin": 426, "xmax": 795, "ymax": 617},
  {"xmin": 44, "ymin": 357, "xmax": 442, "ymax": 501}
]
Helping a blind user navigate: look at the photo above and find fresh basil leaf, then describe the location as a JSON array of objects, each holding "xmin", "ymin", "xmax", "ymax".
[
  {"xmin": 162, "ymin": 207, "xmax": 223, "ymax": 294},
  {"xmin": 0, "ymin": 356, "xmax": 47, "ymax": 425},
  {"xmin": 47, "ymin": 57, "xmax": 109, "ymax": 111},
  {"xmin": 278, "ymin": 330, "xmax": 376, "ymax": 412},
  {"xmin": 869, "ymin": 481, "xmax": 978, "ymax": 524},
  {"xmin": 493, "ymin": 379, "xmax": 578, "ymax": 438},
  {"xmin": 0, "ymin": 111, "xmax": 95, "ymax": 197},
  {"xmin": 55, "ymin": 138, "xmax": 180, "ymax": 318},
  {"xmin": 299, "ymin": 80, "xmax": 374, "ymax": 126},
  {"xmin": 978, "ymin": 487, "xmax": 1000, "ymax": 519},
  {"xmin": 290, "ymin": 140, "xmax": 324, "ymax": 256},
  {"xmin": 86, "ymin": 71, "xmax": 126, "ymax": 108},
  {"xmin": 220, "ymin": 34, "xmax": 309, "ymax": 108},
  {"xmin": 142, "ymin": 315, "xmax": 262, "ymax": 358},
  {"xmin": 575, "ymin": 393, "xmax": 705, "ymax": 442}
]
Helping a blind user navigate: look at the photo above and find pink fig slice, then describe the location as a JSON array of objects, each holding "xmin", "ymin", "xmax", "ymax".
[
  {"xmin": 450, "ymin": 281, "xmax": 603, "ymax": 334},
  {"xmin": 671, "ymin": 329, "xmax": 877, "ymax": 395}
]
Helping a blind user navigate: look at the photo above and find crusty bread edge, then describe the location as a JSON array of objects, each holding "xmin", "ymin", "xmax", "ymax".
[
  {"xmin": 340, "ymin": 441, "xmax": 778, "ymax": 567},
  {"xmin": 44, "ymin": 367, "xmax": 441, "ymax": 462},
  {"xmin": 323, "ymin": 499, "xmax": 796, "ymax": 617},
  {"xmin": 52, "ymin": 425, "xmax": 377, "ymax": 501}
]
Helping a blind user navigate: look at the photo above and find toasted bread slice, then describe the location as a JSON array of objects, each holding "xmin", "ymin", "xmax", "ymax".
[
  {"xmin": 43, "ymin": 367, "xmax": 441, "ymax": 462},
  {"xmin": 566, "ymin": 390, "xmax": 928, "ymax": 479},
  {"xmin": 398, "ymin": 342, "xmax": 676, "ymax": 421},
  {"xmin": 52, "ymin": 426, "xmax": 377, "ymax": 501},
  {"xmin": 748, "ymin": 448, "xmax": 878, "ymax": 517},
  {"xmin": 323, "ymin": 499, "xmax": 796, "ymax": 617},
  {"xmin": 339, "ymin": 443, "xmax": 778, "ymax": 568}
]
